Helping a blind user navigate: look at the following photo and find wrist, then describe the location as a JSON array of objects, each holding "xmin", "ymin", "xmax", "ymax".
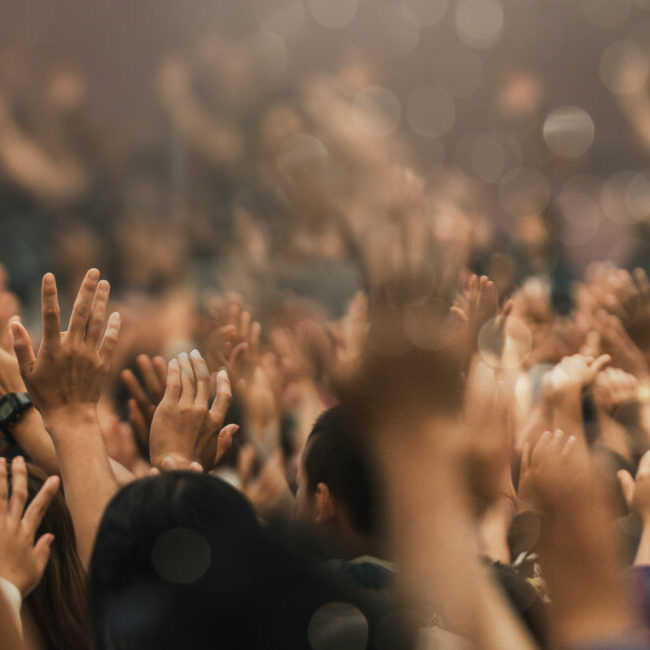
[
  {"xmin": 42, "ymin": 404, "xmax": 98, "ymax": 436},
  {"xmin": 151, "ymin": 450, "xmax": 194, "ymax": 470}
]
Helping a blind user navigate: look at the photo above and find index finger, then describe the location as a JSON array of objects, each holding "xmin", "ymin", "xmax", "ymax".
[
  {"xmin": 68, "ymin": 269, "xmax": 100, "ymax": 342},
  {"xmin": 41, "ymin": 273, "xmax": 61, "ymax": 349}
]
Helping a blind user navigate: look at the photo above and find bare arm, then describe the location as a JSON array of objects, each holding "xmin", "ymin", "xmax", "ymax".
[{"xmin": 12, "ymin": 269, "xmax": 121, "ymax": 566}]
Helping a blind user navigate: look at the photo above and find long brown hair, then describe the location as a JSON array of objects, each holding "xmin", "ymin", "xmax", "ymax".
[{"xmin": 20, "ymin": 463, "xmax": 92, "ymax": 650}]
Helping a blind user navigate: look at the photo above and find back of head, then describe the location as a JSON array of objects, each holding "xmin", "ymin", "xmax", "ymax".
[
  {"xmin": 89, "ymin": 472, "xmax": 411, "ymax": 650},
  {"xmin": 304, "ymin": 406, "xmax": 383, "ymax": 539}
]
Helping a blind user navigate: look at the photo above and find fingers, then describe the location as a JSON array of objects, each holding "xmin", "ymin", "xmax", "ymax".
[
  {"xmin": 22, "ymin": 475, "xmax": 60, "ymax": 536},
  {"xmin": 209, "ymin": 369, "xmax": 232, "ymax": 425},
  {"xmin": 178, "ymin": 352, "xmax": 195, "ymax": 401},
  {"xmin": 229, "ymin": 342, "xmax": 248, "ymax": 376},
  {"xmin": 97, "ymin": 312, "xmax": 121, "ymax": 369},
  {"xmin": 41, "ymin": 273, "xmax": 61, "ymax": 349},
  {"xmin": 11, "ymin": 321, "xmax": 36, "ymax": 377},
  {"xmin": 8, "ymin": 456, "xmax": 28, "ymax": 521},
  {"xmin": 152, "ymin": 356, "xmax": 168, "ymax": 393},
  {"xmin": 215, "ymin": 424, "xmax": 239, "ymax": 465},
  {"xmin": 122, "ymin": 369, "xmax": 152, "ymax": 415},
  {"xmin": 85, "ymin": 279, "xmax": 110, "ymax": 347},
  {"xmin": 164, "ymin": 358, "xmax": 181, "ymax": 402},
  {"xmin": 190, "ymin": 349, "xmax": 210, "ymax": 407},
  {"xmin": 68, "ymin": 268, "xmax": 100, "ymax": 342},
  {"xmin": 617, "ymin": 469, "xmax": 635, "ymax": 509},
  {"xmin": 129, "ymin": 399, "xmax": 151, "ymax": 448},
  {"xmin": 138, "ymin": 355, "xmax": 165, "ymax": 403}
]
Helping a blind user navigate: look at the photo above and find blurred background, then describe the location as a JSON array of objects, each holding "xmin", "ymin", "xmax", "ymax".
[{"xmin": 3, "ymin": 0, "xmax": 650, "ymax": 324}]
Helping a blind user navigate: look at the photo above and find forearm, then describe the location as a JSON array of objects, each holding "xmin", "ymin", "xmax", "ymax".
[
  {"xmin": 539, "ymin": 510, "xmax": 637, "ymax": 647},
  {"xmin": 44, "ymin": 406, "xmax": 119, "ymax": 566},
  {"xmin": 0, "ymin": 587, "xmax": 24, "ymax": 650},
  {"xmin": 9, "ymin": 409, "xmax": 59, "ymax": 476}
]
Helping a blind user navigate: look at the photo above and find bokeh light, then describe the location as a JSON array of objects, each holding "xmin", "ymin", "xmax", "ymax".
[
  {"xmin": 542, "ymin": 106, "xmax": 595, "ymax": 158},
  {"xmin": 455, "ymin": 0, "xmax": 504, "ymax": 49},
  {"xmin": 307, "ymin": 602, "xmax": 369, "ymax": 650}
]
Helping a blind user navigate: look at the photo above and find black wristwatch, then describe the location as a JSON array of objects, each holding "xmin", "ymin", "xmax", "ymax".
[{"xmin": 0, "ymin": 392, "xmax": 33, "ymax": 437}]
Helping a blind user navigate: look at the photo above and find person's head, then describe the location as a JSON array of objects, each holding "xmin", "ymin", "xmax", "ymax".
[
  {"xmin": 295, "ymin": 406, "xmax": 383, "ymax": 554},
  {"xmin": 89, "ymin": 471, "xmax": 405, "ymax": 650},
  {"xmin": 19, "ymin": 463, "xmax": 91, "ymax": 650}
]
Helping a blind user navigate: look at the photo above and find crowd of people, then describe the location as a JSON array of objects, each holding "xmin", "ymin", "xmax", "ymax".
[
  {"xmin": 4, "ymin": 242, "xmax": 650, "ymax": 649},
  {"xmin": 7, "ymin": 8, "xmax": 650, "ymax": 648}
]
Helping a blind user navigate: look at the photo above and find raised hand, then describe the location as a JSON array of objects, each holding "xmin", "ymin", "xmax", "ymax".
[
  {"xmin": 0, "ymin": 456, "xmax": 59, "ymax": 596},
  {"xmin": 7, "ymin": 269, "xmax": 121, "ymax": 566},
  {"xmin": 518, "ymin": 429, "xmax": 578, "ymax": 512},
  {"xmin": 543, "ymin": 353, "xmax": 611, "ymax": 405},
  {"xmin": 121, "ymin": 354, "xmax": 167, "ymax": 448},
  {"xmin": 11, "ymin": 269, "xmax": 121, "ymax": 423},
  {"xmin": 451, "ymin": 273, "xmax": 501, "ymax": 332},
  {"xmin": 149, "ymin": 350, "xmax": 237, "ymax": 470}
]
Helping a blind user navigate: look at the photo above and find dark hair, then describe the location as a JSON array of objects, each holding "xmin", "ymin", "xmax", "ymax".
[
  {"xmin": 89, "ymin": 471, "xmax": 410, "ymax": 650},
  {"xmin": 21, "ymin": 463, "xmax": 92, "ymax": 650},
  {"xmin": 304, "ymin": 406, "xmax": 383, "ymax": 538}
]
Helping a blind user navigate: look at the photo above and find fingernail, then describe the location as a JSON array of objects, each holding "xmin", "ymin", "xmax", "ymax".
[
  {"xmin": 10, "ymin": 323, "xmax": 19, "ymax": 338},
  {"xmin": 179, "ymin": 352, "xmax": 188, "ymax": 361},
  {"xmin": 169, "ymin": 358, "xmax": 179, "ymax": 368},
  {"xmin": 47, "ymin": 534, "xmax": 55, "ymax": 547},
  {"xmin": 111, "ymin": 312, "xmax": 121, "ymax": 323},
  {"xmin": 87, "ymin": 268, "xmax": 100, "ymax": 280},
  {"xmin": 218, "ymin": 369, "xmax": 228, "ymax": 379},
  {"xmin": 190, "ymin": 349, "xmax": 201, "ymax": 359},
  {"xmin": 9, "ymin": 315, "xmax": 21, "ymax": 324},
  {"xmin": 43, "ymin": 273, "xmax": 55, "ymax": 285}
]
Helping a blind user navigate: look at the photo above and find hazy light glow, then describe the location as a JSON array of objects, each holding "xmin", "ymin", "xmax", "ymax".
[
  {"xmin": 308, "ymin": 0, "xmax": 358, "ymax": 28},
  {"xmin": 351, "ymin": 86, "xmax": 402, "ymax": 137},
  {"xmin": 406, "ymin": 86, "xmax": 455, "ymax": 138}
]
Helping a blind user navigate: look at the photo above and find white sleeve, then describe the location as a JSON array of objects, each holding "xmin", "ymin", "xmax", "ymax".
[{"xmin": 0, "ymin": 577, "xmax": 22, "ymax": 636}]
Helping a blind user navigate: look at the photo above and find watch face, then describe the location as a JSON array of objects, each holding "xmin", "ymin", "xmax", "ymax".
[{"xmin": 0, "ymin": 402, "xmax": 13, "ymax": 419}]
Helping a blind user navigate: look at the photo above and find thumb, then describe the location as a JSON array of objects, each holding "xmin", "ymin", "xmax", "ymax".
[
  {"xmin": 11, "ymin": 321, "xmax": 36, "ymax": 377},
  {"xmin": 215, "ymin": 424, "xmax": 239, "ymax": 465},
  {"xmin": 617, "ymin": 469, "xmax": 635, "ymax": 509},
  {"xmin": 32, "ymin": 533, "xmax": 55, "ymax": 586}
]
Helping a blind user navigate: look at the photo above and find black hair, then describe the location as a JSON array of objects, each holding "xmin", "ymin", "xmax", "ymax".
[
  {"xmin": 89, "ymin": 471, "xmax": 410, "ymax": 650},
  {"xmin": 304, "ymin": 406, "xmax": 383, "ymax": 538}
]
